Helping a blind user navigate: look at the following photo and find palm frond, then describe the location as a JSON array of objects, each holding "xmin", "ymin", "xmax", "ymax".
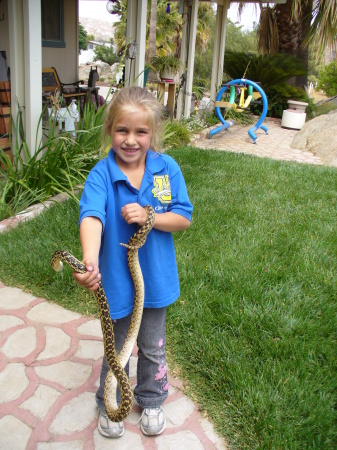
[
  {"xmin": 257, "ymin": 6, "xmax": 279, "ymax": 55},
  {"xmin": 306, "ymin": 0, "xmax": 337, "ymax": 54}
]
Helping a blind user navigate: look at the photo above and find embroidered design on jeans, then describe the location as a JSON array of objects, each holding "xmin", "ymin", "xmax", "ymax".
[
  {"xmin": 155, "ymin": 363, "xmax": 167, "ymax": 381},
  {"xmin": 155, "ymin": 338, "xmax": 169, "ymax": 392}
]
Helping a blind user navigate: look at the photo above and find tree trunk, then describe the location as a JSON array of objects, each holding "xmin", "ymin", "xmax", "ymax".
[
  {"xmin": 295, "ymin": 0, "xmax": 313, "ymax": 87},
  {"xmin": 274, "ymin": 0, "xmax": 299, "ymax": 55},
  {"xmin": 146, "ymin": 0, "xmax": 158, "ymax": 83},
  {"xmin": 274, "ymin": 0, "xmax": 312, "ymax": 87}
]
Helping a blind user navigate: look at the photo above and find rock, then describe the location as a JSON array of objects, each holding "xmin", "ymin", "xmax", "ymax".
[
  {"xmin": 79, "ymin": 61, "xmax": 117, "ymax": 83},
  {"xmin": 98, "ymin": 62, "xmax": 112, "ymax": 77},
  {"xmin": 78, "ymin": 65, "xmax": 92, "ymax": 81},
  {"xmin": 291, "ymin": 110, "xmax": 337, "ymax": 167}
]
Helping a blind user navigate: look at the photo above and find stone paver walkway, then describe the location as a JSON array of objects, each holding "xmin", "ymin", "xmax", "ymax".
[
  {"xmin": 0, "ymin": 283, "xmax": 227, "ymax": 449},
  {"xmin": 191, "ymin": 117, "xmax": 323, "ymax": 166}
]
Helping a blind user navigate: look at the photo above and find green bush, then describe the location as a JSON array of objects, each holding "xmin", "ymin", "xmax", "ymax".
[
  {"xmin": 317, "ymin": 61, "xmax": 337, "ymax": 97},
  {"xmin": 224, "ymin": 108, "xmax": 255, "ymax": 125},
  {"xmin": 163, "ymin": 119, "xmax": 191, "ymax": 149},
  {"xmin": 79, "ymin": 24, "xmax": 88, "ymax": 54},
  {"xmin": 200, "ymin": 111, "xmax": 220, "ymax": 127},
  {"xmin": 94, "ymin": 38, "xmax": 119, "ymax": 66},
  {"xmin": 192, "ymin": 76, "xmax": 208, "ymax": 101},
  {"xmin": 314, "ymin": 101, "xmax": 337, "ymax": 117},
  {"xmin": 0, "ymin": 103, "xmax": 106, "ymax": 219},
  {"xmin": 305, "ymin": 96, "xmax": 317, "ymax": 120},
  {"xmin": 180, "ymin": 115, "xmax": 207, "ymax": 133}
]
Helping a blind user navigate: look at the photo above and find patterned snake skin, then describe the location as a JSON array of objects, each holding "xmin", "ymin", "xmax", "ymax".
[{"xmin": 50, "ymin": 205, "xmax": 155, "ymax": 422}]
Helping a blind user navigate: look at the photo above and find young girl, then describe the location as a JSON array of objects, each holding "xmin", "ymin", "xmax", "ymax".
[{"xmin": 73, "ymin": 86, "xmax": 193, "ymax": 438}]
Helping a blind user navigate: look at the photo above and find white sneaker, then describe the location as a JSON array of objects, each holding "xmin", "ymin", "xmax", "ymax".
[
  {"xmin": 140, "ymin": 407, "xmax": 166, "ymax": 436},
  {"xmin": 98, "ymin": 410, "xmax": 124, "ymax": 438}
]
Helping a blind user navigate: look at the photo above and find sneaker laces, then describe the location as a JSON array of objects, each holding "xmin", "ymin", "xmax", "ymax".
[{"xmin": 135, "ymin": 407, "xmax": 175, "ymax": 426}]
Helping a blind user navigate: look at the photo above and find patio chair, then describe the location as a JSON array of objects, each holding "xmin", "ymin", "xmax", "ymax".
[{"xmin": 42, "ymin": 67, "xmax": 87, "ymax": 110}]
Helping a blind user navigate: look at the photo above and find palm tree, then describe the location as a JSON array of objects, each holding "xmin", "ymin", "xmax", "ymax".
[
  {"xmin": 112, "ymin": 1, "xmax": 212, "ymax": 63},
  {"xmin": 113, "ymin": 0, "xmax": 180, "ymax": 59},
  {"xmin": 146, "ymin": 0, "xmax": 158, "ymax": 83},
  {"xmin": 272, "ymin": 0, "xmax": 312, "ymax": 87},
  {"xmin": 152, "ymin": 2, "xmax": 181, "ymax": 57},
  {"xmin": 195, "ymin": 3, "xmax": 214, "ymax": 54},
  {"xmin": 244, "ymin": 0, "xmax": 337, "ymax": 86},
  {"xmin": 305, "ymin": 0, "xmax": 337, "ymax": 55},
  {"xmin": 147, "ymin": 0, "xmax": 157, "ymax": 60}
]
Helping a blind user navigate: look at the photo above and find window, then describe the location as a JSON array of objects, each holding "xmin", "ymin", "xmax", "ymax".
[{"xmin": 41, "ymin": 0, "xmax": 65, "ymax": 48}]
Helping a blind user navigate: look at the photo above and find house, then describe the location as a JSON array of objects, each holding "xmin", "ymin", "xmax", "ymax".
[
  {"xmin": 0, "ymin": 0, "xmax": 83, "ymax": 155},
  {"xmin": 0, "ymin": 0, "xmax": 285, "ymax": 157},
  {"xmin": 79, "ymin": 40, "xmax": 116, "ymax": 65}
]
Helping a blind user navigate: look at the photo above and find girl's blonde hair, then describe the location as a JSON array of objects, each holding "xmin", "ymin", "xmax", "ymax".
[{"xmin": 103, "ymin": 86, "xmax": 166, "ymax": 152}]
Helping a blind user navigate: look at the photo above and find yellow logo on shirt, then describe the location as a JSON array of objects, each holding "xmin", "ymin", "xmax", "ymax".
[{"xmin": 152, "ymin": 175, "xmax": 171, "ymax": 204}]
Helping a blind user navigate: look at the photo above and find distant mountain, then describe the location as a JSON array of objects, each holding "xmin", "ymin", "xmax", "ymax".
[{"xmin": 80, "ymin": 17, "xmax": 115, "ymax": 42}]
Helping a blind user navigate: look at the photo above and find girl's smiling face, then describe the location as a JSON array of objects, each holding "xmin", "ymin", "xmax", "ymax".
[{"xmin": 111, "ymin": 107, "xmax": 152, "ymax": 169}]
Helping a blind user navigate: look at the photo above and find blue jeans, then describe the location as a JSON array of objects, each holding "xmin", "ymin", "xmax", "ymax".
[{"xmin": 96, "ymin": 307, "xmax": 169, "ymax": 412}]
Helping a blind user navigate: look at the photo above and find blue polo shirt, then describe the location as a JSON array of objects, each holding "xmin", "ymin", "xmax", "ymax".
[{"xmin": 79, "ymin": 149, "xmax": 193, "ymax": 319}]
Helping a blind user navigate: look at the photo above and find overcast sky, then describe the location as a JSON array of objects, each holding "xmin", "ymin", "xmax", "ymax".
[
  {"xmin": 228, "ymin": 3, "xmax": 260, "ymax": 30},
  {"xmin": 79, "ymin": 1, "xmax": 119, "ymax": 22},
  {"xmin": 79, "ymin": 1, "xmax": 260, "ymax": 30}
]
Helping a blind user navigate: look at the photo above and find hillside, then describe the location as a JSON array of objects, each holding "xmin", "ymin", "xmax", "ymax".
[{"xmin": 79, "ymin": 17, "xmax": 115, "ymax": 42}]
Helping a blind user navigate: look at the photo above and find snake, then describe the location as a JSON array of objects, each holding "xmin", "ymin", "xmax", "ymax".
[{"xmin": 50, "ymin": 205, "xmax": 155, "ymax": 423}]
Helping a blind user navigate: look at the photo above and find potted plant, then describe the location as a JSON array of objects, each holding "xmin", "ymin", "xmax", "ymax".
[{"xmin": 150, "ymin": 54, "xmax": 181, "ymax": 81}]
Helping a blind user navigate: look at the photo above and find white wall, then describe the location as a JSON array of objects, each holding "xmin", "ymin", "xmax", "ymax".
[{"xmin": 42, "ymin": 0, "xmax": 79, "ymax": 82}]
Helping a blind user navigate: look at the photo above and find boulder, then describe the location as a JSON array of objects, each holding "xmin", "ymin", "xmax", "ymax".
[
  {"xmin": 98, "ymin": 62, "xmax": 112, "ymax": 77},
  {"xmin": 79, "ymin": 61, "xmax": 115, "ymax": 82},
  {"xmin": 78, "ymin": 64, "xmax": 92, "ymax": 81},
  {"xmin": 291, "ymin": 110, "xmax": 337, "ymax": 167}
]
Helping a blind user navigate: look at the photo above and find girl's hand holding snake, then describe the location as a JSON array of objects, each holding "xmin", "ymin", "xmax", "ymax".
[
  {"xmin": 121, "ymin": 203, "xmax": 148, "ymax": 227},
  {"xmin": 72, "ymin": 259, "xmax": 101, "ymax": 291}
]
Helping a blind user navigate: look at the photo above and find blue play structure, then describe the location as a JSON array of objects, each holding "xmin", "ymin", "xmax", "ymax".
[{"xmin": 209, "ymin": 79, "xmax": 268, "ymax": 144}]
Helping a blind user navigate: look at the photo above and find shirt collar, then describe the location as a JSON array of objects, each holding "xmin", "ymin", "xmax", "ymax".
[
  {"xmin": 107, "ymin": 149, "xmax": 166, "ymax": 184},
  {"xmin": 107, "ymin": 149, "xmax": 127, "ymax": 183},
  {"xmin": 145, "ymin": 150, "xmax": 166, "ymax": 174}
]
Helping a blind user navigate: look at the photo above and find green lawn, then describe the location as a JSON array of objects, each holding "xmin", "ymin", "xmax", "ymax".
[{"xmin": 0, "ymin": 147, "xmax": 336, "ymax": 449}]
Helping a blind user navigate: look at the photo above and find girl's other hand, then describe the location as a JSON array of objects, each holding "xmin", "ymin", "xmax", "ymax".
[
  {"xmin": 72, "ymin": 259, "xmax": 101, "ymax": 291},
  {"xmin": 121, "ymin": 203, "xmax": 148, "ymax": 227}
]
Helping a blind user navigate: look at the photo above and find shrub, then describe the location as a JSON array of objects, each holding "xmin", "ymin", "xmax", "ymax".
[
  {"xmin": 200, "ymin": 111, "xmax": 220, "ymax": 127},
  {"xmin": 79, "ymin": 23, "xmax": 88, "ymax": 54},
  {"xmin": 93, "ymin": 39, "xmax": 119, "ymax": 66},
  {"xmin": 317, "ymin": 62, "xmax": 337, "ymax": 97},
  {"xmin": 180, "ymin": 115, "xmax": 207, "ymax": 133},
  {"xmin": 0, "ymin": 103, "xmax": 106, "ymax": 219},
  {"xmin": 314, "ymin": 101, "xmax": 337, "ymax": 117},
  {"xmin": 150, "ymin": 54, "xmax": 181, "ymax": 74},
  {"xmin": 163, "ymin": 119, "xmax": 190, "ymax": 148},
  {"xmin": 224, "ymin": 108, "xmax": 255, "ymax": 125}
]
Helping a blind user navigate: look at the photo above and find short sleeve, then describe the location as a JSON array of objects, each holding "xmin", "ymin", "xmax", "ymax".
[
  {"xmin": 79, "ymin": 163, "xmax": 109, "ymax": 231},
  {"xmin": 166, "ymin": 158, "xmax": 193, "ymax": 221}
]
